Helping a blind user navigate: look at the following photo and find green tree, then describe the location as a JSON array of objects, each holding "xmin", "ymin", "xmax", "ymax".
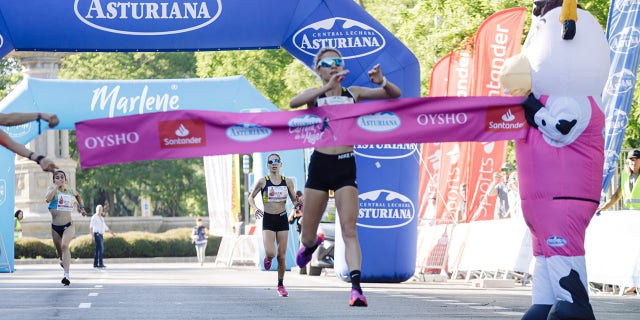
[
  {"xmin": 0, "ymin": 57, "xmax": 22, "ymax": 100},
  {"xmin": 195, "ymin": 49, "xmax": 317, "ymax": 109},
  {"xmin": 359, "ymin": 0, "xmax": 530, "ymax": 96},
  {"xmin": 60, "ymin": 52, "xmax": 197, "ymax": 80}
]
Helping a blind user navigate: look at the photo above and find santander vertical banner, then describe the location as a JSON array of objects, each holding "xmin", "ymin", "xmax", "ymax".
[
  {"xmin": 472, "ymin": 7, "xmax": 527, "ymax": 97},
  {"xmin": 467, "ymin": 7, "xmax": 526, "ymax": 221},
  {"xmin": 417, "ymin": 142, "xmax": 441, "ymax": 220},
  {"xmin": 438, "ymin": 50, "xmax": 474, "ymax": 222},
  {"xmin": 428, "ymin": 53, "xmax": 452, "ymax": 98},
  {"xmin": 448, "ymin": 50, "xmax": 474, "ymax": 98},
  {"xmin": 435, "ymin": 142, "xmax": 471, "ymax": 222},
  {"xmin": 418, "ymin": 53, "xmax": 451, "ymax": 220},
  {"xmin": 423, "ymin": 50, "xmax": 474, "ymax": 223}
]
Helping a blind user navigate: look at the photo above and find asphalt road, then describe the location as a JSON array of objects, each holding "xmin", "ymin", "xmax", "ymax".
[{"xmin": 1, "ymin": 261, "xmax": 638, "ymax": 319}]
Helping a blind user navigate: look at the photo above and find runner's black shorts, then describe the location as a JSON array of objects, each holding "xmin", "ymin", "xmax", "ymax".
[
  {"xmin": 262, "ymin": 211, "xmax": 289, "ymax": 232},
  {"xmin": 305, "ymin": 150, "xmax": 357, "ymax": 192}
]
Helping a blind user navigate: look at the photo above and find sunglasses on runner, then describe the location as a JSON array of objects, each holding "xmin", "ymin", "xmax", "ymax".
[
  {"xmin": 317, "ymin": 58, "xmax": 344, "ymax": 68},
  {"xmin": 268, "ymin": 159, "xmax": 281, "ymax": 165}
]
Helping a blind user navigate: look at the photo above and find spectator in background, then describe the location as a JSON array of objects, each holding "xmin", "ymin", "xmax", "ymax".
[
  {"xmin": 289, "ymin": 190, "xmax": 304, "ymax": 233},
  {"xmin": 14, "ymin": 210, "xmax": 24, "ymax": 240},
  {"xmin": 191, "ymin": 217, "xmax": 209, "ymax": 266},
  {"xmin": 455, "ymin": 183, "xmax": 467, "ymax": 223},
  {"xmin": 506, "ymin": 172, "xmax": 523, "ymax": 220},
  {"xmin": 421, "ymin": 193, "xmax": 437, "ymax": 226},
  {"xmin": 90, "ymin": 203, "xmax": 116, "ymax": 269},
  {"xmin": 487, "ymin": 162, "xmax": 515, "ymax": 219},
  {"xmin": 235, "ymin": 212, "xmax": 245, "ymax": 236},
  {"xmin": 598, "ymin": 149, "xmax": 640, "ymax": 213}
]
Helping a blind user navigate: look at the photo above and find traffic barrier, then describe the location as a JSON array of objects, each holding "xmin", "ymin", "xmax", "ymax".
[
  {"xmin": 415, "ymin": 211, "xmax": 640, "ymax": 292},
  {"xmin": 214, "ymin": 234, "xmax": 258, "ymax": 267},
  {"xmin": 415, "ymin": 219, "xmax": 456, "ymax": 278}
]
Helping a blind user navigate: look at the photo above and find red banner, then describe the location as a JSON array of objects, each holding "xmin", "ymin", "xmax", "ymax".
[
  {"xmin": 417, "ymin": 142, "xmax": 441, "ymax": 220},
  {"xmin": 431, "ymin": 49, "xmax": 474, "ymax": 223},
  {"xmin": 465, "ymin": 140, "xmax": 507, "ymax": 221},
  {"xmin": 448, "ymin": 50, "xmax": 473, "ymax": 98},
  {"xmin": 418, "ymin": 53, "xmax": 453, "ymax": 220},
  {"xmin": 466, "ymin": 7, "xmax": 526, "ymax": 221},
  {"xmin": 471, "ymin": 7, "xmax": 527, "ymax": 97},
  {"xmin": 428, "ymin": 53, "xmax": 451, "ymax": 97},
  {"xmin": 435, "ymin": 142, "xmax": 469, "ymax": 222}
]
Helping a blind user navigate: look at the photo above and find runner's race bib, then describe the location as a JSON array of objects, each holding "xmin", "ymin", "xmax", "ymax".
[
  {"xmin": 267, "ymin": 186, "xmax": 288, "ymax": 202},
  {"xmin": 317, "ymin": 96, "xmax": 354, "ymax": 106},
  {"xmin": 56, "ymin": 193, "xmax": 75, "ymax": 212}
]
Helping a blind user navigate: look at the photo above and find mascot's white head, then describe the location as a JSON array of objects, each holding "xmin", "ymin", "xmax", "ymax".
[
  {"xmin": 499, "ymin": 0, "xmax": 610, "ymax": 147},
  {"xmin": 501, "ymin": 0, "xmax": 609, "ymax": 98},
  {"xmin": 524, "ymin": 0, "xmax": 609, "ymax": 98}
]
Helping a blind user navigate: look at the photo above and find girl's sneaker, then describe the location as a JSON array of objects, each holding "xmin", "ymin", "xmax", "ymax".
[
  {"xmin": 263, "ymin": 257, "xmax": 272, "ymax": 270},
  {"xmin": 295, "ymin": 235, "xmax": 324, "ymax": 268},
  {"xmin": 277, "ymin": 285, "xmax": 288, "ymax": 297},
  {"xmin": 349, "ymin": 289, "xmax": 368, "ymax": 307}
]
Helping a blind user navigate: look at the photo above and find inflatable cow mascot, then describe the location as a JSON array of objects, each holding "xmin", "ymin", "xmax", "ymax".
[{"xmin": 499, "ymin": 0, "xmax": 609, "ymax": 319}]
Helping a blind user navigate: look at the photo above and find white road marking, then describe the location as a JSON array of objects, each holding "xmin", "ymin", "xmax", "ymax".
[
  {"xmin": 496, "ymin": 311, "xmax": 525, "ymax": 316},
  {"xmin": 429, "ymin": 299, "xmax": 460, "ymax": 302},
  {"xmin": 469, "ymin": 305, "xmax": 508, "ymax": 310}
]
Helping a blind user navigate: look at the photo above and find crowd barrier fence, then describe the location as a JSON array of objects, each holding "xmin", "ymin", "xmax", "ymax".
[{"xmin": 416, "ymin": 211, "xmax": 640, "ymax": 294}]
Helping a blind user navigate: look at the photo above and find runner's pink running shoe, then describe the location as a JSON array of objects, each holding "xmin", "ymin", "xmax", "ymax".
[
  {"xmin": 277, "ymin": 285, "xmax": 288, "ymax": 297},
  {"xmin": 263, "ymin": 257, "xmax": 273, "ymax": 270},
  {"xmin": 349, "ymin": 289, "xmax": 368, "ymax": 307},
  {"xmin": 295, "ymin": 234, "xmax": 324, "ymax": 268}
]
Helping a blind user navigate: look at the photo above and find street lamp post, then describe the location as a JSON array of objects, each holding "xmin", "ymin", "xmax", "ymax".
[{"xmin": 242, "ymin": 155, "xmax": 250, "ymax": 224}]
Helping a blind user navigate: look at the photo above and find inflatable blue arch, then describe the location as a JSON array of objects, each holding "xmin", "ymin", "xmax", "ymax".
[{"xmin": 0, "ymin": 0, "xmax": 420, "ymax": 281}]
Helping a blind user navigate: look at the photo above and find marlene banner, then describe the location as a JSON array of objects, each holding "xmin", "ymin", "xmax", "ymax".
[{"xmin": 75, "ymin": 96, "xmax": 528, "ymax": 168}]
